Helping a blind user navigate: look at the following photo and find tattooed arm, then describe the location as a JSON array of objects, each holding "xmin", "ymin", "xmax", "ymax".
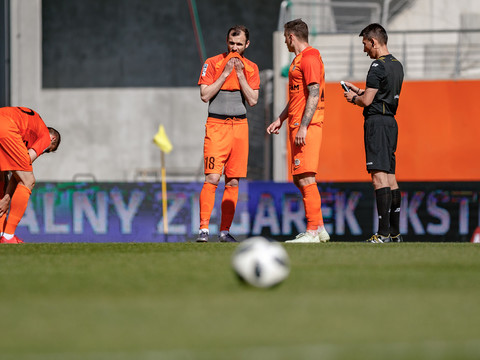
[{"xmin": 295, "ymin": 83, "xmax": 319, "ymax": 146}]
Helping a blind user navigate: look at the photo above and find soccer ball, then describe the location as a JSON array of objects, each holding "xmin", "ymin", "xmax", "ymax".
[{"xmin": 231, "ymin": 236, "xmax": 290, "ymax": 288}]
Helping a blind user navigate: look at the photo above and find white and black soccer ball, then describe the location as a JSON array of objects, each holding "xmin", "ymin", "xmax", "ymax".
[{"xmin": 231, "ymin": 236, "xmax": 290, "ymax": 288}]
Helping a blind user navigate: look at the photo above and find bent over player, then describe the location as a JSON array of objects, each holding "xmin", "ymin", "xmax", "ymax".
[
  {"xmin": 196, "ymin": 25, "xmax": 260, "ymax": 242},
  {"xmin": 343, "ymin": 23, "xmax": 404, "ymax": 243},
  {"xmin": 0, "ymin": 106, "xmax": 61, "ymax": 244},
  {"xmin": 267, "ymin": 19, "xmax": 329, "ymax": 243}
]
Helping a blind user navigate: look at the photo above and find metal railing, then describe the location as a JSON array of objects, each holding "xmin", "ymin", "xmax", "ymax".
[
  {"xmin": 278, "ymin": 0, "xmax": 416, "ymax": 34},
  {"xmin": 278, "ymin": 0, "xmax": 382, "ymax": 33},
  {"xmin": 310, "ymin": 29, "xmax": 480, "ymax": 80}
]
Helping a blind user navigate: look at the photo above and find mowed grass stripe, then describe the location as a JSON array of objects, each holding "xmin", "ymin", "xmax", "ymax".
[{"xmin": 0, "ymin": 243, "xmax": 478, "ymax": 360}]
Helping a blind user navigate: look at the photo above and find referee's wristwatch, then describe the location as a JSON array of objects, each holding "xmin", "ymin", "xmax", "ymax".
[{"xmin": 351, "ymin": 95, "xmax": 357, "ymax": 104}]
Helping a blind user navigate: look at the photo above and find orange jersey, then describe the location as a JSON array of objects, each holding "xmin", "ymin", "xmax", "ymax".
[
  {"xmin": 198, "ymin": 52, "xmax": 260, "ymax": 91},
  {"xmin": 287, "ymin": 46, "xmax": 325, "ymax": 126},
  {"xmin": 0, "ymin": 107, "xmax": 51, "ymax": 156}
]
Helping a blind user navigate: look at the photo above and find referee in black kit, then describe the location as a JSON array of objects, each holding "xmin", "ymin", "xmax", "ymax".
[{"xmin": 343, "ymin": 23, "xmax": 404, "ymax": 243}]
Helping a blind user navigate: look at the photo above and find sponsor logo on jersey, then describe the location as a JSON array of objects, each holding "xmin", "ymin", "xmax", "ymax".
[
  {"xmin": 294, "ymin": 159, "xmax": 300, "ymax": 166},
  {"xmin": 201, "ymin": 63, "xmax": 208, "ymax": 77},
  {"xmin": 371, "ymin": 63, "xmax": 379, "ymax": 67},
  {"xmin": 394, "ymin": 94, "xmax": 400, "ymax": 99},
  {"xmin": 290, "ymin": 84, "xmax": 299, "ymax": 91},
  {"xmin": 366, "ymin": 162, "xmax": 373, "ymax": 165}
]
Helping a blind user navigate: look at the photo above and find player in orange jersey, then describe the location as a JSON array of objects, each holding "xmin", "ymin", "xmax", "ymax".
[
  {"xmin": 196, "ymin": 25, "xmax": 260, "ymax": 242},
  {"xmin": 0, "ymin": 107, "xmax": 60, "ymax": 244},
  {"xmin": 267, "ymin": 19, "xmax": 330, "ymax": 243}
]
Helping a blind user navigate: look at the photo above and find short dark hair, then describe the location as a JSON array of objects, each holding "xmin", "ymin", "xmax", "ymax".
[
  {"xmin": 359, "ymin": 23, "xmax": 388, "ymax": 45},
  {"xmin": 227, "ymin": 25, "xmax": 249, "ymax": 42},
  {"xmin": 284, "ymin": 18, "xmax": 309, "ymax": 42},
  {"xmin": 48, "ymin": 127, "xmax": 61, "ymax": 152}
]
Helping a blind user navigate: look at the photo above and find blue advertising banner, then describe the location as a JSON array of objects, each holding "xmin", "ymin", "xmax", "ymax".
[{"xmin": 15, "ymin": 181, "xmax": 480, "ymax": 243}]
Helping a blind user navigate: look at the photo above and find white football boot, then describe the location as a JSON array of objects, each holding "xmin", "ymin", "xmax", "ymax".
[
  {"xmin": 317, "ymin": 228, "xmax": 330, "ymax": 243},
  {"xmin": 285, "ymin": 232, "xmax": 319, "ymax": 243}
]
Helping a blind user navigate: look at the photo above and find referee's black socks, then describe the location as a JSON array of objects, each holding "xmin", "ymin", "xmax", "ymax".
[
  {"xmin": 390, "ymin": 188, "xmax": 401, "ymax": 236},
  {"xmin": 375, "ymin": 187, "xmax": 392, "ymax": 237}
]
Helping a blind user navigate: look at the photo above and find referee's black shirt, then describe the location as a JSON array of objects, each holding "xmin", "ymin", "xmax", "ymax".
[{"xmin": 363, "ymin": 54, "xmax": 404, "ymax": 118}]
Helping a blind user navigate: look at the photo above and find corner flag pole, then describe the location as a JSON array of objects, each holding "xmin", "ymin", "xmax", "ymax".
[
  {"xmin": 153, "ymin": 125, "xmax": 173, "ymax": 235},
  {"xmin": 160, "ymin": 151, "xmax": 168, "ymax": 234}
]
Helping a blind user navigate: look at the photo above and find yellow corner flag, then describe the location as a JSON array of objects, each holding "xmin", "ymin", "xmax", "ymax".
[{"xmin": 153, "ymin": 125, "xmax": 173, "ymax": 153}]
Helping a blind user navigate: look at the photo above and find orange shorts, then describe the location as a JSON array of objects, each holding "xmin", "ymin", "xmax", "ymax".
[
  {"xmin": 0, "ymin": 118, "xmax": 32, "ymax": 171},
  {"xmin": 203, "ymin": 116, "xmax": 248, "ymax": 178},
  {"xmin": 289, "ymin": 122, "xmax": 323, "ymax": 176}
]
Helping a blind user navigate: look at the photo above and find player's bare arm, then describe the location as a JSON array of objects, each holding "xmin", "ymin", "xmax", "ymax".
[
  {"xmin": 343, "ymin": 81, "xmax": 365, "ymax": 95},
  {"xmin": 0, "ymin": 173, "xmax": 19, "ymax": 216},
  {"xmin": 234, "ymin": 59, "xmax": 258, "ymax": 106},
  {"xmin": 267, "ymin": 105, "xmax": 289, "ymax": 135},
  {"xmin": 301, "ymin": 83, "xmax": 319, "ymax": 127},
  {"xmin": 295, "ymin": 83, "xmax": 319, "ymax": 146},
  {"xmin": 0, "ymin": 172, "xmax": 10, "ymax": 216},
  {"xmin": 344, "ymin": 86, "xmax": 378, "ymax": 107},
  {"xmin": 200, "ymin": 60, "xmax": 235, "ymax": 103},
  {"xmin": 28, "ymin": 148, "xmax": 38, "ymax": 162},
  {"xmin": 0, "ymin": 194, "xmax": 9, "ymax": 216}
]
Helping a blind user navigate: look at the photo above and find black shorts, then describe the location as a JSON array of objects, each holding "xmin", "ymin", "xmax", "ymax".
[{"xmin": 364, "ymin": 114, "xmax": 398, "ymax": 174}]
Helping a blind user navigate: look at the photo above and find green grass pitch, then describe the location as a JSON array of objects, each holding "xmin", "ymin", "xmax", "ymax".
[{"xmin": 0, "ymin": 242, "xmax": 479, "ymax": 360}]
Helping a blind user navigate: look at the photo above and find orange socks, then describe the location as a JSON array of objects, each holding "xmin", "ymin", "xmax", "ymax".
[
  {"xmin": 220, "ymin": 185, "xmax": 238, "ymax": 232},
  {"xmin": 199, "ymin": 182, "xmax": 217, "ymax": 229},
  {"xmin": 300, "ymin": 183, "xmax": 323, "ymax": 232},
  {"xmin": 317, "ymin": 193, "xmax": 324, "ymax": 229},
  {"xmin": 199, "ymin": 183, "xmax": 239, "ymax": 232},
  {"xmin": 4, "ymin": 184, "xmax": 32, "ymax": 235}
]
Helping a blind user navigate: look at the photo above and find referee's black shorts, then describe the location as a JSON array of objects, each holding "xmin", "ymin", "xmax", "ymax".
[{"xmin": 363, "ymin": 114, "xmax": 398, "ymax": 174}]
